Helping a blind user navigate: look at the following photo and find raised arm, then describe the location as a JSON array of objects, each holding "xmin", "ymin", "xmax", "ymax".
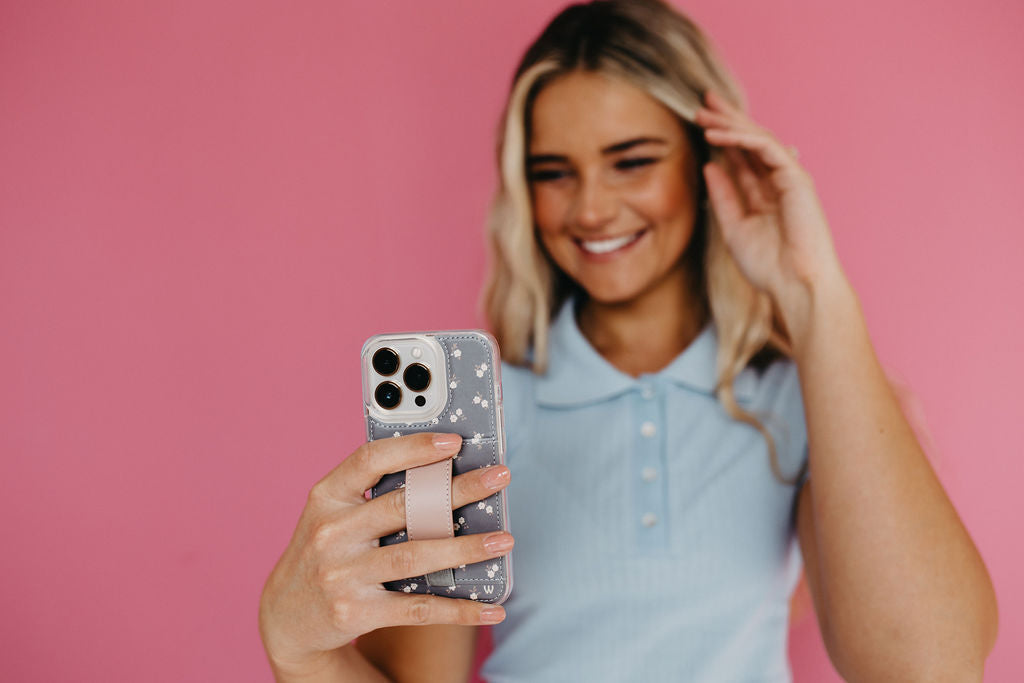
[
  {"xmin": 789, "ymin": 275, "xmax": 997, "ymax": 682},
  {"xmin": 695, "ymin": 87, "xmax": 997, "ymax": 681}
]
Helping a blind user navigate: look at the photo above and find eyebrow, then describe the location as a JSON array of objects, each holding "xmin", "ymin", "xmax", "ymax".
[{"xmin": 526, "ymin": 136, "xmax": 668, "ymax": 166}]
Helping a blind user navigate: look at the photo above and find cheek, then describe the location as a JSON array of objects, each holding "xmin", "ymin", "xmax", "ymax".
[
  {"xmin": 634, "ymin": 166, "xmax": 694, "ymax": 223},
  {"xmin": 530, "ymin": 186, "xmax": 565, "ymax": 237}
]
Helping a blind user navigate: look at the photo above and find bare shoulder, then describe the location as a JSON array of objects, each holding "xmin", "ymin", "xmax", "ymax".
[{"xmin": 354, "ymin": 624, "xmax": 480, "ymax": 683}]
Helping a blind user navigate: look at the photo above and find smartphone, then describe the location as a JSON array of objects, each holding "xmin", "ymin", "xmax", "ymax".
[{"xmin": 360, "ymin": 330, "xmax": 512, "ymax": 605}]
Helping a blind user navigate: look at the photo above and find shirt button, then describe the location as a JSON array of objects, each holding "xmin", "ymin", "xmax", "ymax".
[
  {"xmin": 641, "ymin": 466, "xmax": 658, "ymax": 482},
  {"xmin": 641, "ymin": 512, "xmax": 658, "ymax": 527},
  {"xmin": 640, "ymin": 421, "xmax": 657, "ymax": 438}
]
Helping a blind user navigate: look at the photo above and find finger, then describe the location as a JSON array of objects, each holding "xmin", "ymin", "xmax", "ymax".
[
  {"xmin": 742, "ymin": 148, "xmax": 780, "ymax": 203},
  {"xmin": 311, "ymin": 432, "xmax": 463, "ymax": 505},
  {"xmin": 370, "ymin": 531, "xmax": 514, "ymax": 585},
  {"xmin": 702, "ymin": 90, "xmax": 794, "ymax": 170},
  {"xmin": 696, "ymin": 99, "xmax": 778, "ymax": 205},
  {"xmin": 703, "ymin": 89, "xmax": 760, "ymax": 132},
  {"xmin": 724, "ymin": 146, "xmax": 770, "ymax": 213},
  {"xmin": 694, "ymin": 106, "xmax": 759, "ymax": 139},
  {"xmin": 693, "ymin": 105, "xmax": 732, "ymax": 130},
  {"xmin": 703, "ymin": 128, "xmax": 796, "ymax": 172},
  {"xmin": 375, "ymin": 591, "xmax": 506, "ymax": 628},
  {"xmin": 697, "ymin": 105, "xmax": 783, "ymax": 194},
  {"xmin": 703, "ymin": 88, "xmax": 734, "ymax": 112},
  {"xmin": 704, "ymin": 120, "xmax": 774, "ymax": 192},
  {"xmin": 351, "ymin": 464, "xmax": 510, "ymax": 539}
]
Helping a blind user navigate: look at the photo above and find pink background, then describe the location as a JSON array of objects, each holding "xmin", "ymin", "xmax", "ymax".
[{"xmin": 2, "ymin": 0, "xmax": 1021, "ymax": 680}]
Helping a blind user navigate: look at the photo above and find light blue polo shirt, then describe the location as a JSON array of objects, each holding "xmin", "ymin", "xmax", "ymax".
[{"xmin": 481, "ymin": 297, "xmax": 809, "ymax": 682}]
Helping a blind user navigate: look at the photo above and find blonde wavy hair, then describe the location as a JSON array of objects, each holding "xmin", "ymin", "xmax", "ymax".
[{"xmin": 481, "ymin": 0, "xmax": 798, "ymax": 483}]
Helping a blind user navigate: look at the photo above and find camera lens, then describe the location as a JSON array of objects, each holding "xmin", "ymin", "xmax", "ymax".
[
  {"xmin": 374, "ymin": 381, "xmax": 402, "ymax": 409},
  {"xmin": 372, "ymin": 347, "xmax": 399, "ymax": 376},
  {"xmin": 403, "ymin": 363, "xmax": 431, "ymax": 392}
]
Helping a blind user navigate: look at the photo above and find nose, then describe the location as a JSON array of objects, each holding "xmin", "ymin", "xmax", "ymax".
[{"xmin": 571, "ymin": 172, "xmax": 619, "ymax": 232}]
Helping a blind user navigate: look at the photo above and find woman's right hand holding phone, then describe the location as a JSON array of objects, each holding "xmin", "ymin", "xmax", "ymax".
[{"xmin": 258, "ymin": 432, "xmax": 513, "ymax": 679}]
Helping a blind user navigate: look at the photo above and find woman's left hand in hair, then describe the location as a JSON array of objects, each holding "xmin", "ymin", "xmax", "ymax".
[{"xmin": 695, "ymin": 89, "xmax": 848, "ymax": 330}]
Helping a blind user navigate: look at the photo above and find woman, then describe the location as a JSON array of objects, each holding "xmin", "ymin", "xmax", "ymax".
[{"xmin": 258, "ymin": 1, "xmax": 998, "ymax": 680}]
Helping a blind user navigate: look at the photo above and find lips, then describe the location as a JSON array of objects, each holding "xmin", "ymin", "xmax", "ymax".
[{"xmin": 574, "ymin": 228, "xmax": 648, "ymax": 256}]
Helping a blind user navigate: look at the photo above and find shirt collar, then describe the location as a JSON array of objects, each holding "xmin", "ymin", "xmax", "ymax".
[{"xmin": 534, "ymin": 296, "xmax": 758, "ymax": 407}]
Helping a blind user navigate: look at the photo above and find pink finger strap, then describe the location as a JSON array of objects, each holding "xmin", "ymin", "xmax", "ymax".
[{"xmin": 404, "ymin": 458, "xmax": 456, "ymax": 587}]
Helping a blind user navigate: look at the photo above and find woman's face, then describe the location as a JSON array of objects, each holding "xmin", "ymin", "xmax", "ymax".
[{"xmin": 527, "ymin": 70, "xmax": 700, "ymax": 305}]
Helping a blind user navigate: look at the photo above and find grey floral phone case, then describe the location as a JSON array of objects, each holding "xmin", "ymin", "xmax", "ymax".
[{"xmin": 362, "ymin": 330, "xmax": 512, "ymax": 605}]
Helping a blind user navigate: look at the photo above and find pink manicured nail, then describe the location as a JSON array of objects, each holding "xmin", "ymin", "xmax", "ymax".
[
  {"xmin": 432, "ymin": 433, "xmax": 462, "ymax": 452},
  {"xmin": 481, "ymin": 466, "xmax": 510, "ymax": 489},
  {"xmin": 480, "ymin": 606, "xmax": 505, "ymax": 624},
  {"xmin": 483, "ymin": 532, "xmax": 514, "ymax": 553}
]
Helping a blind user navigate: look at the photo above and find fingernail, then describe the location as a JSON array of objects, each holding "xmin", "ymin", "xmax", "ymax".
[
  {"xmin": 481, "ymin": 466, "xmax": 510, "ymax": 489},
  {"xmin": 432, "ymin": 433, "xmax": 462, "ymax": 452},
  {"xmin": 480, "ymin": 606, "xmax": 505, "ymax": 624},
  {"xmin": 483, "ymin": 532, "xmax": 514, "ymax": 553}
]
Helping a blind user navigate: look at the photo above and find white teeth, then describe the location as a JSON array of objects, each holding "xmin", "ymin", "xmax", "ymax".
[{"xmin": 579, "ymin": 231, "xmax": 642, "ymax": 254}]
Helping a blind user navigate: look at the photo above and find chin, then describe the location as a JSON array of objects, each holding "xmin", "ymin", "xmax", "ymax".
[{"xmin": 572, "ymin": 276, "xmax": 655, "ymax": 306}]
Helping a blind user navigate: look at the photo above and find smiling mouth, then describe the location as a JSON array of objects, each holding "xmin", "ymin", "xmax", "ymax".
[{"xmin": 574, "ymin": 228, "xmax": 648, "ymax": 255}]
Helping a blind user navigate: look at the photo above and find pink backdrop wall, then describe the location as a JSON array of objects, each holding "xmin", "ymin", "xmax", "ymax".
[{"xmin": 2, "ymin": 1, "xmax": 1021, "ymax": 680}]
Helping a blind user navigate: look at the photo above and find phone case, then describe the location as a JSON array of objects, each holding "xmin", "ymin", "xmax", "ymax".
[{"xmin": 361, "ymin": 330, "xmax": 512, "ymax": 605}]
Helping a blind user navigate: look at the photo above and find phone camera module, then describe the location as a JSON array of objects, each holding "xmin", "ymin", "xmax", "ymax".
[
  {"xmin": 374, "ymin": 381, "xmax": 402, "ymax": 409},
  {"xmin": 372, "ymin": 348, "xmax": 400, "ymax": 376},
  {"xmin": 403, "ymin": 363, "xmax": 431, "ymax": 392}
]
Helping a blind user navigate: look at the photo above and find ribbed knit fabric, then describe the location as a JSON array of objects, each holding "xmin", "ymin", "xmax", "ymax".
[{"xmin": 481, "ymin": 297, "xmax": 809, "ymax": 682}]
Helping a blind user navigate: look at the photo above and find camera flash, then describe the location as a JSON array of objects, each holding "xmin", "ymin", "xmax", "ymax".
[{"xmin": 411, "ymin": 347, "xmax": 422, "ymax": 359}]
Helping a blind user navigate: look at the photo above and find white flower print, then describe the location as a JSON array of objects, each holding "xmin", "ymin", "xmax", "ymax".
[
  {"xmin": 471, "ymin": 432, "xmax": 482, "ymax": 446},
  {"xmin": 397, "ymin": 530, "xmax": 406, "ymax": 538},
  {"xmin": 476, "ymin": 501, "xmax": 486, "ymax": 510},
  {"xmin": 458, "ymin": 516, "xmax": 466, "ymax": 524},
  {"xmin": 449, "ymin": 379, "xmax": 458, "ymax": 389},
  {"xmin": 393, "ymin": 431, "xmax": 401, "ymax": 438},
  {"xmin": 455, "ymin": 408, "xmax": 463, "ymax": 416},
  {"xmin": 449, "ymin": 414, "xmax": 458, "ymax": 423},
  {"xmin": 452, "ymin": 346, "xmax": 462, "ymax": 358},
  {"xmin": 453, "ymin": 522, "xmax": 460, "ymax": 531},
  {"xmin": 431, "ymin": 417, "xmax": 439, "ymax": 424},
  {"xmin": 481, "ymin": 399, "xmax": 489, "ymax": 408},
  {"xmin": 485, "ymin": 504, "xmax": 493, "ymax": 514},
  {"xmin": 473, "ymin": 395, "xmax": 481, "ymax": 405},
  {"xmin": 486, "ymin": 563, "xmax": 499, "ymax": 579},
  {"xmin": 474, "ymin": 363, "xmax": 488, "ymax": 378},
  {"xmin": 469, "ymin": 591, "xmax": 479, "ymax": 600},
  {"xmin": 402, "ymin": 582, "xmax": 419, "ymax": 593}
]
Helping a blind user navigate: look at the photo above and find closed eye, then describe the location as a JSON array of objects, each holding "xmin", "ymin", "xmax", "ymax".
[
  {"xmin": 527, "ymin": 158, "xmax": 657, "ymax": 183},
  {"xmin": 528, "ymin": 169, "xmax": 568, "ymax": 183},
  {"xmin": 616, "ymin": 157, "xmax": 656, "ymax": 170}
]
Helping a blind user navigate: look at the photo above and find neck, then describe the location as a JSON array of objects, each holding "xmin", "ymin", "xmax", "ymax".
[{"xmin": 576, "ymin": 264, "xmax": 708, "ymax": 378}]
